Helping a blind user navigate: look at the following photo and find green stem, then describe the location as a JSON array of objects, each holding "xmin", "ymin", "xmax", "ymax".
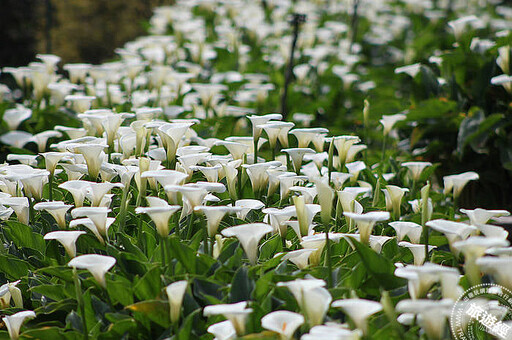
[
  {"xmin": 253, "ymin": 136, "xmax": 259, "ymax": 164},
  {"xmin": 48, "ymin": 174, "xmax": 53, "ymax": 201},
  {"xmin": 161, "ymin": 234, "xmax": 166, "ymax": 268},
  {"xmin": 73, "ymin": 268, "xmax": 88, "ymax": 340},
  {"xmin": 380, "ymin": 134, "xmax": 387, "ymax": 174},
  {"xmin": 118, "ymin": 187, "xmax": 129, "ymax": 234},
  {"xmin": 186, "ymin": 213, "xmax": 195, "ymax": 240},
  {"xmin": 324, "ymin": 225, "xmax": 333, "ymax": 288}
]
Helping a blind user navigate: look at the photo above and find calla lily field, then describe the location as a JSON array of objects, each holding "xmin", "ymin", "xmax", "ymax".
[{"xmin": 1, "ymin": 0, "xmax": 512, "ymax": 339}]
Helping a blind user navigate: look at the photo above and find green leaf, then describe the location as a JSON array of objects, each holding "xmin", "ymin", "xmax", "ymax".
[
  {"xmin": 406, "ymin": 98, "xmax": 457, "ymax": 121},
  {"xmin": 126, "ymin": 300, "xmax": 170, "ymax": 328},
  {"xmin": 230, "ymin": 266, "xmax": 254, "ymax": 303},
  {"xmin": 3, "ymin": 221, "xmax": 45, "ymax": 253},
  {"xmin": 134, "ymin": 266, "xmax": 162, "ymax": 301},
  {"xmin": 347, "ymin": 236, "xmax": 406, "ymax": 290},
  {"xmin": 107, "ymin": 274, "xmax": 134, "ymax": 307},
  {"xmin": 0, "ymin": 254, "xmax": 29, "ymax": 279},
  {"xmin": 258, "ymin": 234, "xmax": 282, "ymax": 261},
  {"xmin": 177, "ymin": 309, "xmax": 202, "ymax": 340},
  {"xmin": 30, "ymin": 284, "xmax": 74, "ymax": 302}
]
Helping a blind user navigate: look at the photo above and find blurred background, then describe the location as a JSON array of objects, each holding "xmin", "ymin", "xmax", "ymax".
[{"xmin": 0, "ymin": 0, "xmax": 173, "ymax": 67}]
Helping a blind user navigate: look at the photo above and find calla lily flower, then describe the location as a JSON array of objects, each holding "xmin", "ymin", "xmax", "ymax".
[
  {"xmin": 234, "ymin": 199, "xmax": 265, "ymax": 220},
  {"xmin": 314, "ymin": 178, "xmax": 334, "ymax": 225},
  {"xmin": 68, "ymin": 254, "xmax": 116, "ymax": 288},
  {"xmin": 3, "ymin": 106, "xmax": 32, "ymax": 131},
  {"xmin": 70, "ymin": 144, "xmax": 107, "ymax": 179},
  {"xmin": 460, "ymin": 208, "xmax": 510, "ymax": 226},
  {"xmin": 395, "ymin": 263, "xmax": 455, "ymax": 299},
  {"xmin": 216, "ymin": 140, "xmax": 249, "ymax": 160},
  {"xmin": 277, "ymin": 278, "xmax": 331, "ymax": 327},
  {"xmin": 41, "ymin": 152, "xmax": 72, "ymax": 176},
  {"xmin": 379, "ymin": 113, "xmax": 406, "ymax": 136},
  {"xmin": 389, "ymin": 221, "xmax": 422, "ymax": 243},
  {"xmin": 261, "ymin": 310, "xmax": 304, "ymax": 340},
  {"xmin": 101, "ymin": 114, "xmax": 124, "ymax": 149},
  {"xmin": 278, "ymin": 173, "xmax": 308, "ymax": 201},
  {"xmin": 332, "ymin": 135, "xmax": 360, "ymax": 167},
  {"xmin": 303, "ymin": 325, "xmax": 361, "ymax": 340},
  {"xmin": 263, "ymin": 206, "xmax": 297, "ymax": 237},
  {"xmin": 207, "ymin": 320, "xmax": 237, "ymax": 340},
  {"xmin": 247, "ymin": 114, "xmax": 283, "ymax": 141},
  {"xmin": 44, "ymin": 230, "xmax": 86, "ymax": 257},
  {"xmin": 476, "ymin": 257, "xmax": 512, "ymax": 290},
  {"xmin": 396, "ymin": 299, "xmax": 453, "ymax": 340},
  {"xmin": 346, "ymin": 144, "xmax": 367, "ymax": 163},
  {"xmin": 290, "ymin": 186, "xmax": 317, "ymax": 204},
  {"xmin": 277, "ymin": 249, "xmax": 315, "ymax": 269},
  {"xmin": 282, "ymin": 148, "xmax": 316, "ymax": 173},
  {"xmin": 345, "ymin": 161, "xmax": 366, "ymax": 182},
  {"xmin": 71, "ymin": 207, "xmax": 111, "ymax": 237},
  {"xmin": 34, "ymin": 201, "xmax": 73, "ymax": 229},
  {"xmin": 293, "ymin": 195, "xmax": 321, "ymax": 236},
  {"xmin": 165, "ymin": 280, "xmax": 187, "ymax": 323},
  {"xmin": 426, "ymin": 219, "xmax": 477, "ymax": 251},
  {"xmin": 343, "ymin": 211, "xmax": 390, "ymax": 245},
  {"xmin": 290, "ymin": 128, "xmax": 329, "ymax": 148},
  {"xmin": 6, "ymin": 154, "xmax": 38, "ymax": 167},
  {"xmin": 453, "ymin": 236, "xmax": 509, "ymax": 285},
  {"xmin": 221, "ymin": 223, "xmax": 273, "ymax": 264},
  {"xmin": 443, "ymin": 171, "xmax": 479, "ymax": 199},
  {"xmin": 1, "ymin": 197, "xmax": 29, "ymax": 225},
  {"xmin": 16, "ymin": 170, "xmax": 49, "ymax": 200},
  {"xmin": 203, "ymin": 301, "xmax": 253, "ymax": 336},
  {"xmin": 0, "ymin": 131, "xmax": 33, "ymax": 149},
  {"xmin": 337, "ymin": 187, "xmax": 371, "ymax": 214},
  {"xmin": 242, "ymin": 161, "xmax": 281, "ymax": 194},
  {"xmin": 332, "ymin": 299, "xmax": 382, "ymax": 335},
  {"xmin": 195, "ymin": 205, "xmax": 241, "ymax": 237},
  {"xmin": 0, "ymin": 280, "xmax": 23, "ymax": 309},
  {"xmin": 301, "ymin": 233, "xmax": 344, "ymax": 264},
  {"xmin": 58, "ymin": 180, "xmax": 90, "ymax": 207},
  {"xmin": 135, "ymin": 199, "xmax": 181, "ymax": 237},
  {"xmin": 2, "ymin": 310, "xmax": 36, "ymax": 340},
  {"xmin": 448, "ymin": 15, "xmax": 479, "ymax": 40},
  {"xmin": 382, "ymin": 185, "xmax": 408, "ymax": 219},
  {"xmin": 86, "ymin": 181, "xmax": 123, "ymax": 207},
  {"xmin": 65, "ymin": 95, "xmax": 96, "ymax": 113},
  {"xmin": 401, "ymin": 161, "xmax": 432, "ymax": 182},
  {"xmin": 259, "ymin": 121, "xmax": 295, "ymax": 149},
  {"xmin": 31, "ymin": 130, "xmax": 62, "ymax": 152},
  {"xmin": 399, "ymin": 241, "xmax": 436, "ymax": 265}
]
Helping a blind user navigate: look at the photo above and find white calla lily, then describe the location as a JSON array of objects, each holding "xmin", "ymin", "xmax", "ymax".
[{"xmin": 68, "ymin": 254, "xmax": 116, "ymax": 288}]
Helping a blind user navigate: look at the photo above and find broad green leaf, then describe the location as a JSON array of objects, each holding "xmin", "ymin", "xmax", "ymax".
[
  {"xmin": 134, "ymin": 266, "xmax": 162, "ymax": 301},
  {"xmin": 347, "ymin": 236, "xmax": 406, "ymax": 290},
  {"xmin": 4, "ymin": 221, "xmax": 45, "ymax": 253},
  {"xmin": 126, "ymin": 300, "xmax": 170, "ymax": 328},
  {"xmin": 0, "ymin": 254, "xmax": 29, "ymax": 279},
  {"xmin": 230, "ymin": 266, "xmax": 254, "ymax": 303}
]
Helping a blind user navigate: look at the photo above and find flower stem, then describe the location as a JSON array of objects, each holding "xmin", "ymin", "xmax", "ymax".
[
  {"xmin": 324, "ymin": 224, "xmax": 333, "ymax": 288},
  {"xmin": 186, "ymin": 213, "xmax": 195, "ymax": 240},
  {"xmin": 73, "ymin": 268, "xmax": 88, "ymax": 340},
  {"xmin": 48, "ymin": 173, "xmax": 54, "ymax": 201}
]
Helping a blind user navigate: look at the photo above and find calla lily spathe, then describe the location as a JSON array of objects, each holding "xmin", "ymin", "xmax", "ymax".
[
  {"xmin": 165, "ymin": 280, "xmax": 187, "ymax": 323},
  {"xmin": 2, "ymin": 310, "xmax": 36, "ymax": 340},
  {"xmin": 44, "ymin": 230, "xmax": 86, "ymax": 258},
  {"xmin": 68, "ymin": 254, "xmax": 116, "ymax": 288},
  {"xmin": 332, "ymin": 298, "xmax": 382, "ymax": 335},
  {"xmin": 261, "ymin": 310, "xmax": 304, "ymax": 340},
  {"xmin": 221, "ymin": 223, "xmax": 273, "ymax": 264}
]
